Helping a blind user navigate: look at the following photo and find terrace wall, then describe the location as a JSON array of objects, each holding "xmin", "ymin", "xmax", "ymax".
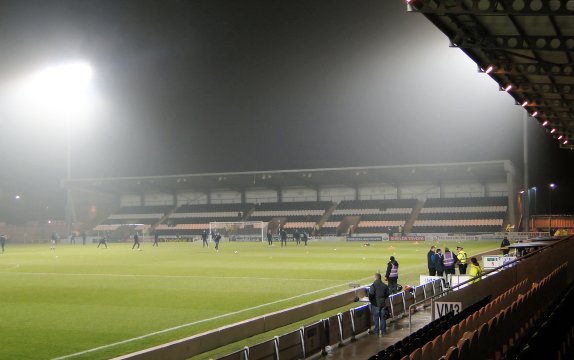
[{"xmin": 113, "ymin": 286, "xmax": 367, "ymax": 360}]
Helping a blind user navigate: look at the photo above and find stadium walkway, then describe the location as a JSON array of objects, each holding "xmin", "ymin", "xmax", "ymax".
[{"xmin": 322, "ymin": 307, "xmax": 432, "ymax": 359}]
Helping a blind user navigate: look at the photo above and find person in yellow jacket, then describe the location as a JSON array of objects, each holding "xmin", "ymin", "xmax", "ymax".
[
  {"xmin": 456, "ymin": 246, "xmax": 468, "ymax": 274},
  {"xmin": 469, "ymin": 257, "xmax": 483, "ymax": 284}
]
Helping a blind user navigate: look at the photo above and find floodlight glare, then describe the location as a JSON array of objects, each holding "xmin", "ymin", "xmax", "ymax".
[
  {"xmin": 564, "ymin": 140, "xmax": 569, "ymax": 145},
  {"xmin": 550, "ymin": 183, "xmax": 556, "ymax": 189},
  {"xmin": 484, "ymin": 66, "xmax": 493, "ymax": 74},
  {"xmin": 33, "ymin": 62, "xmax": 92, "ymax": 92},
  {"xmin": 542, "ymin": 120, "xmax": 549, "ymax": 126},
  {"xmin": 21, "ymin": 61, "xmax": 94, "ymax": 117},
  {"xmin": 504, "ymin": 84, "xmax": 512, "ymax": 92},
  {"xmin": 550, "ymin": 128, "xmax": 556, "ymax": 134},
  {"xmin": 558, "ymin": 135, "xmax": 563, "ymax": 140},
  {"xmin": 532, "ymin": 111, "xmax": 538, "ymax": 117},
  {"xmin": 521, "ymin": 101, "xmax": 528, "ymax": 107}
]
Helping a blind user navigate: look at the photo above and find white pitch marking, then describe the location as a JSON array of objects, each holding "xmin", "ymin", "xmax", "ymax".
[
  {"xmin": 0, "ymin": 271, "xmax": 343, "ymax": 283},
  {"xmin": 51, "ymin": 276, "xmax": 371, "ymax": 360}
]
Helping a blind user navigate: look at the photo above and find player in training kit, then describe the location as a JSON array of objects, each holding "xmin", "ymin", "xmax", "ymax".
[
  {"xmin": 50, "ymin": 232, "xmax": 58, "ymax": 250},
  {"xmin": 214, "ymin": 232, "xmax": 221, "ymax": 251},
  {"xmin": 132, "ymin": 233, "xmax": 140, "ymax": 250},
  {"xmin": 0, "ymin": 234, "xmax": 6, "ymax": 253},
  {"xmin": 153, "ymin": 233, "xmax": 159, "ymax": 247},
  {"xmin": 293, "ymin": 229, "xmax": 301, "ymax": 245},
  {"xmin": 97, "ymin": 235, "xmax": 108, "ymax": 248},
  {"xmin": 302, "ymin": 231, "xmax": 308, "ymax": 246},
  {"xmin": 280, "ymin": 228, "xmax": 287, "ymax": 247}
]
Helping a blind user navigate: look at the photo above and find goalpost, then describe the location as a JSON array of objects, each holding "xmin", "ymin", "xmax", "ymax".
[{"xmin": 209, "ymin": 221, "xmax": 267, "ymax": 242}]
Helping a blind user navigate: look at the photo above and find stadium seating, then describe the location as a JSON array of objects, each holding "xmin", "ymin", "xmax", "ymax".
[
  {"xmin": 375, "ymin": 264, "xmax": 570, "ymax": 360},
  {"xmin": 101, "ymin": 205, "xmax": 174, "ymax": 226},
  {"xmin": 330, "ymin": 199, "xmax": 417, "ymax": 234},
  {"xmin": 412, "ymin": 197, "xmax": 507, "ymax": 234},
  {"xmin": 156, "ymin": 203, "xmax": 254, "ymax": 236},
  {"xmin": 249, "ymin": 201, "xmax": 333, "ymax": 233}
]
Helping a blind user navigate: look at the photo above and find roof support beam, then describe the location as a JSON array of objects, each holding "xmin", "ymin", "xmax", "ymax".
[
  {"xmin": 502, "ymin": 82, "xmax": 574, "ymax": 95},
  {"xmin": 490, "ymin": 62, "xmax": 574, "ymax": 77},
  {"xmin": 408, "ymin": 0, "xmax": 574, "ymax": 16},
  {"xmin": 453, "ymin": 35, "xmax": 574, "ymax": 52}
]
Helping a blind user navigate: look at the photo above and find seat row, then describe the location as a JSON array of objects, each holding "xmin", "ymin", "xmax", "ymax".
[
  {"xmin": 513, "ymin": 279, "xmax": 574, "ymax": 359},
  {"xmin": 333, "ymin": 208, "xmax": 413, "ymax": 215},
  {"xmin": 337, "ymin": 199, "xmax": 418, "ymax": 209},
  {"xmin": 419, "ymin": 206, "xmax": 506, "ymax": 214},
  {"xmin": 417, "ymin": 212, "xmax": 506, "ymax": 220},
  {"xmin": 414, "ymin": 219, "xmax": 503, "ymax": 226},
  {"xmin": 424, "ymin": 197, "xmax": 507, "ymax": 207}
]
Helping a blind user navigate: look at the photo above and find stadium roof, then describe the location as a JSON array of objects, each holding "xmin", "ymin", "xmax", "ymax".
[
  {"xmin": 65, "ymin": 160, "xmax": 515, "ymax": 193},
  {"xmin": 407, "ymin": 0, "xmax": 574, "ymax": 150}
]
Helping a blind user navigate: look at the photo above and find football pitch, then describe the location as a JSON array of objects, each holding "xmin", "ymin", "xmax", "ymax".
[{"xmin": 0, "ymin": 239, "xmax": 500, "ymax": 360}]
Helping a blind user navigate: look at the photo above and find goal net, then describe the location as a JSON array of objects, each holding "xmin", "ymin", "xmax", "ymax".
[{"xmin": 209, "ymin": 221, "xmax": 267, "ymax": 242}]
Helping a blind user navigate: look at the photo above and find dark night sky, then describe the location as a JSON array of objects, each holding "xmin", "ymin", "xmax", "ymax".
[{"xmin": 0, "ymin": 0, "xmax": 572, "ymax": 220}]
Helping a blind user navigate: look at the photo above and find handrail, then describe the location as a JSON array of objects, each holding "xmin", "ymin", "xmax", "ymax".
[{"xmin": 407, "ymin": 236, "xmax": 568, "ymax": 332}]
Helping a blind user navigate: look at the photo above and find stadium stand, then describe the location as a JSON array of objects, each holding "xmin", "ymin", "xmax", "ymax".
[
  {"xmin": 155, "ymin": 203, "xmax": 254, "ymax": 236},
  {"xmin": 412, "ymin": 197, "xmax": 507, "ymax": 233},
  {"xmin": 328, "ymin": 199, "xmax": 418, "ymax": 235},
  {"xmin": 248, "ymin": 201, "xmax": 333, "ymax": 234},
  {"xmin": 100, "ymin": 205, "xmax": 174, "ymax": 226}
]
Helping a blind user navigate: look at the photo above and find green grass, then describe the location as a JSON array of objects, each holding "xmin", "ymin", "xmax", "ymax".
[{"xmin": 0, "ymin": 239, "xmax": 499, "ymax": 359}]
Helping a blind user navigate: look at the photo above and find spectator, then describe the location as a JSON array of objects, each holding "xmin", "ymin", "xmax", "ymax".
[
  {"xmin": 500, "ymin": 236, "xmax": 510, "ymax": 255},
  {"xmin": 434, "ymin": 248, "xmax": 445, "ymax": 277},
  {"xmin": 427, "ymin": 246, "xmax": 437, "ymax": 275},
  {"xmin": 369, "ymin": 272, "xmax": 390, "ymax": 336}
]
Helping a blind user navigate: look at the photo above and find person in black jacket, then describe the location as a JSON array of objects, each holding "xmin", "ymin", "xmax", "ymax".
[
  {"xmin": 267, "ymin": 230, "xmax": 273, "ymax": 245},
  {"xmin": 213, "ymin": 232, "xmax": 222, "ymax": 251},
  {"xmin": 427, "ymin": 246, "xmax": 437, "ymax": 275},
  {"xmin": 0, "ymin": 234, "xmax": 6, "ymax": 253},
  {"xmin": 132, "ymin": 232, "xmax": 140, "ymax": 250},
  {"xmin": 369, "ymin": 272, "xmax": 390, "ymax": 335},
  {"xmin": 280, "ymin": 228, "xmax": 288, "ymax": 247},
  {"xmin": 434, "ymin": 248, "xmax": 445, "ymax": 276},
  {"xmin": 202, "ymin": 230, "xmax": 209, "ymax": 248},
  {"xmin": 293, "ymin": 229, "xmax": 301, "ymax": 245},
  {"xmin": 302, "ymin": 231, "xmax": 309, "ymax": 246},
  {"xmin": 500, "ymin": 236, "xmax": 510, "ymax": 255}
]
